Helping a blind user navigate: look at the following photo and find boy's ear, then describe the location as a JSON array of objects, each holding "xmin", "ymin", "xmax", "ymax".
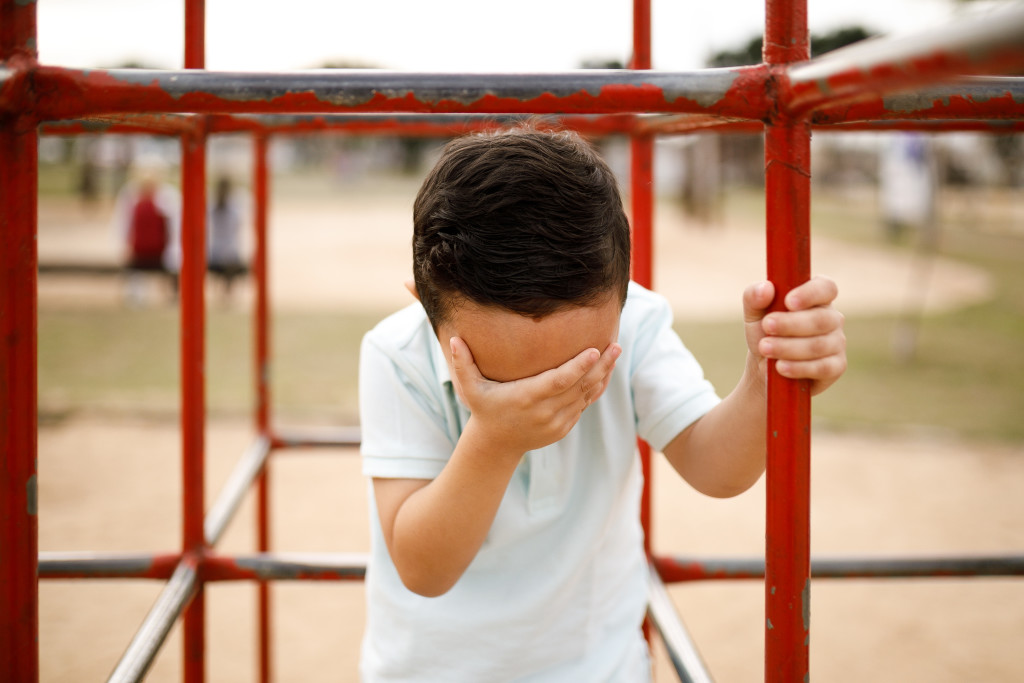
[{"xmin": 404, "ymin": 279, "xmax": 421, "ymax": 302}]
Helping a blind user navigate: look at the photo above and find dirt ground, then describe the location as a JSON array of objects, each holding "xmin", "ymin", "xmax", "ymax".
[{"xmin": 35, "ymin": 191, "xmax": 1024, "ymax": 682}]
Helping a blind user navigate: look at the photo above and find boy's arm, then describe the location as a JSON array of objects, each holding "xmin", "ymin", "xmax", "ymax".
[
  {"xmin": 663, "ymin": 276, "xmax": 846, "ymax": 498},
  {"xmin": 374, "ymin": 338, "xmax": 621, "ymax": 597}
]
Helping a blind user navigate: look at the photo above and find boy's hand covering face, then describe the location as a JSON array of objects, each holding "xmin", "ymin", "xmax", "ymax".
[
  {"xmin": 448, "ymin": 336, "xmax": 621, "ymax": 455},
  {"xmin": 437, "ymin": 297, "xmax": 623, "ymax": 455}
]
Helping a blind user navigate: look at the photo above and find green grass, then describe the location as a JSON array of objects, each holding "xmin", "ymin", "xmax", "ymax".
[
  {"xmin": 39, "ymin": 307, "xmax": 381, "ymax": 424},
  {"xmin": 37, "ymin": 180, "xmax": 1024, "ymax": 443}
]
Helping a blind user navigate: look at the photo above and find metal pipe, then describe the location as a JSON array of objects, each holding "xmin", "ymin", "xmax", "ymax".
[
  {"xmin": 39, "ymin": 552, "xmax": 182, "ymax": 580},
  {"xmin": 23, "ymin": 66, "xmax": 772, "ymax": 121},
  {"xmin": 203, "ymin": 552, "xmax": 368, "ymax": 581},
  {"xmin": 0, "ymin": 91, "xmax": 39, "ymax": 683},
  {"xmin": 656, "ymin": 554, "xmax": 1024, "ymax": 582},
  {"xmin": 786, "ymin": 4, "xmax": 1024, "ymax": 117},
  {"xmin": 0, "ymin": 2, "xmax": 38, "ymax": 680},
  {"xmin": 203, "ymin": 437, "xmax": 272, "ymax": 546},
  {"xmin": 648, "ymin": 563, "xmax": 714, "ymax": 683},
  {"xmin": 181, "ymin": 2, "xmax": 208, "ymax": 669},
  {"xmin": 809, "ymin": 77, "xmax": 1024, "ymax": 125},
  {"xmin": 252, "ymin": 130, "xmax": 273, "ymax": 683},
  {"xmin": 271, "ymin": 426, "xmax": 362, "ymax": 449},
  {"xmin": 108, "ymin": 559, "xmax": 199, "ymax": 683},
  {"xmin": 763, "ymin": 1, "xmax": 812, "ymax": 680},
  {"xmin": 39, "ymin": 113, "xmax": 200, "ymax": 136}
]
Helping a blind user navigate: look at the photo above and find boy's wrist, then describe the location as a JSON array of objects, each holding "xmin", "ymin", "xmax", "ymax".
[{"xmin": 460, "ymin": 417, "xmax": 529, "ymax": 469}]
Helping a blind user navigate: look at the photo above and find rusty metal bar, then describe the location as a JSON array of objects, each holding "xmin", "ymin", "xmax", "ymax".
[
  {"xmin": 786, "ymin": 4, "xmax": 1024, "ymax": 117},
  {"xmin": 0, "ymin": 1, "xmax": 38, "ymax": 681},
  {"xmin": 657, "ymin": 554, "xmax": 1024, "ymax": 582},
  {"xmin": 648, "ymin": 563, "xmax": 714, "ymax": 683},
  {"xmin": 39, "ymin": 552, "xmax": 182, "ymax": 580},
  {"xmin": 203, "ymin": 437, "xmax": 272, "ymax": 546},
  {"xmin": 810, "ymin": 76, "xmax": 1024, "ymax": 125},
  {"xmin": 20, "ymin": 66, "xmax": 771, "ymax": 121},
  {"xmin": 108, "ymin": 559, "xmax": 200, "ymax": 683},
  {"xmin": 204, "ymin": 553, "xmax": 368, "ymax": 582},
  {"xmin": 763, "ymin": 1, "xmax": 812, "ymax": 681},
  {"xmin": 39, "ymin": 114, "xmax": 201, "ymax": 136}
]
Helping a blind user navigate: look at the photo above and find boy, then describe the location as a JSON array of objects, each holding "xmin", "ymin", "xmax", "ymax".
[{"xmin": 359, "ymin": 126, "xmax": 846, "ymax": 681}]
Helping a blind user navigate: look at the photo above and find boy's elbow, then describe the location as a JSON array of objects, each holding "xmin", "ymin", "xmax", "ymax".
[
  {"xmin": 396, "ymin": 566, "xmax": 458, "ymax": 598},
  {"xmin": 391, "ymin": 553, "xmax": 460, "ymax": 597}
]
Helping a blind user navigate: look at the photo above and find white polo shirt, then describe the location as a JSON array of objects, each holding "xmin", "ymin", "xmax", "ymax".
[{"xmin": 359, "ymin": 282, "xmax": 720, "ymax": 682}]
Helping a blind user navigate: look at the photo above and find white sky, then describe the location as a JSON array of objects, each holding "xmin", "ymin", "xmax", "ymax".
[{"xmin": 35, "ymin": 0, "xmax": 980, "ymax": 72}]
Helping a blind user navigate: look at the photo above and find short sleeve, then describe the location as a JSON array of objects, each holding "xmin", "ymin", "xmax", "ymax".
[
  {"xmin": 626, "ymin": 286, "xmax": 721, "ymax": 451},
  {"xmin": 358, "ymin": 316, "xmax": 459, "ymax": 481}
]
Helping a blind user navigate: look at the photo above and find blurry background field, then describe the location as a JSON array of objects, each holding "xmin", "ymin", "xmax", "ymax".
[
  {"xmin": 38, "ymin": 132, "xmax": 1024, "ymax": 439},
  {"xmin": 36, "ymin": 128, "xmax": 1024, "ymax": 682}
]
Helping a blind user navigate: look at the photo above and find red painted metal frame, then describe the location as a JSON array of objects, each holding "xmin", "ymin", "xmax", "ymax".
[
  {"xmin": 4, "ymin": 0, "xmax": 1024, "ymax": 681},
  {"xmin": 763, "ymin": 3, "xmax": 813, "ymax": 679},
  {"xmin": 0, "ymin": 1, "xmax": 38, "ymax": 680}
]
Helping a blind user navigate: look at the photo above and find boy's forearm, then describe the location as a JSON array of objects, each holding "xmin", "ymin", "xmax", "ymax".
[
  {"xmin": 384, "ymin": 419, "xmax": 523, "ymax": 597},
  {"xmin": 663, "ymin": 353, "xmax": 767, "ymax": 498}
]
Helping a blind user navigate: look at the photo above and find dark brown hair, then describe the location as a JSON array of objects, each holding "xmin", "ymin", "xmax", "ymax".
[{"xmin": 412, "ymin": 125, "xmax": 631, "ymax": 327}]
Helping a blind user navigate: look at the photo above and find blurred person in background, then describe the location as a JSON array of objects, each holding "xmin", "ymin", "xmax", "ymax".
[
  {"xmin": 112, "ymin": 164, "xmax": 181, "ymax": 306},
  {"xmin": 206, "ymin": 175, "xmax": 247, "ymax": 302}
]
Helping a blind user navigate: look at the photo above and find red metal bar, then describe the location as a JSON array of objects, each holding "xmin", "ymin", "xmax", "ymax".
[
  {"xmin": 631, "ymin": 0, "xmax": 651, "ymax": 71},
  {"xmin": 20, "ymin": 66, "xmax": 772, "ymax": 121},
  {"xmin": 809, "ymin": 77, "xmax": 1024, "ymax": 125},
  {"xmin": 252, "ymin": 131, "xmax": 273, "ymax": 683},
  {"xmin": 629, "ymin": 0, "xmax": 655, "ymax": 565},
  {"xmin": 0, "ymin": 2, "xmax": 38, "ymax": 680},
  {"xmin": 0, "ymin": 82, "xmax": 39, "ymax": 683},
  {"xmin": 763, "ymin": 1, "xmax": 812, "ymax": 681},
  {"xmin": 181, "ymin": 2, "xmax": 208, "ymax": 678},
  {"xmin": 786, "ymin": 5, "xmax": 1024, "ymax": 117},
  {"xmin": 184, "ymin": 0, "xmax": 205, "ymax": 71},
  {"xmin": 181, "ymin": 124, "xmax": 209, "ymax": 683}
]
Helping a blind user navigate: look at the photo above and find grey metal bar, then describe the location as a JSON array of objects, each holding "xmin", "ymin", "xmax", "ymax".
[
  {"xmin": 648, "ymin": 563, "xmax": 715, "ymax": 683},
  {"xmin": 107, "ymin": 559, "xmax": 198, "ymax": 683},
  {"xmin": 39, "ymin": 551, "xmax": 177, "ymax": 579},
  {"xmin": 204, "ymin": 436, "xmax": 272, "ymax": 546},
  {"xmin": 657, "ymin": 554, "xmax": 1024, "ymax": 582},
  {"xmin": 207, "ymin": 552, "xmax": 369, "ymax": 581},
  {"xmin": 273, "ymin": 426, "xmax": 361, "ymax": 449}
]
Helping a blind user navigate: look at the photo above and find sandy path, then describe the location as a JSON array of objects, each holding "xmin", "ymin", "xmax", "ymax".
[{"xmin": 35, "ymin": 192, "xmax": 1023, "ymax": 681}]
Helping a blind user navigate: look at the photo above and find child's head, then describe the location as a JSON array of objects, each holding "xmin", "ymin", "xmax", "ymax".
[{"xmin": 412, "ymin": 125, "xmax": 631, "ymax": 331}]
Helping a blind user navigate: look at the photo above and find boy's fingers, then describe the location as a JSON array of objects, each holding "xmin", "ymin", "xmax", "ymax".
[
  {"xmin": 743, "ymin": 281, "xmax": 776, "ymax": 323},
  {"xmin": 759, "ymin": 330, "xmax": 846, "ymax": 363},
  {"xmin": 577, "ymin": 343, "xmax": 621, "ymax": 404},
  {"xmin": 541, "ymin": 346, "xmax": 602, "ymax": 395},
  {"xmin": 784, "ymin": 275, "xmax": 839, "ymax": 311},
  {"xmin": 762, "ymin": 306, "xmax": 845, "ymax": 341},
  {"xmin": 449, "ymin": 336, "xmax": 484, "ymax": 388}
]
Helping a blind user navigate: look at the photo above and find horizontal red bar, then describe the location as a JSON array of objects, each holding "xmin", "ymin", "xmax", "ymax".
[{"xmin": 7, "ymin": 66, "xmax": 772, "ymax": 122}]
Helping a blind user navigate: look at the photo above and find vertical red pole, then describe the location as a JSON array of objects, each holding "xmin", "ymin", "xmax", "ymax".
[
  {"xmin": 181, "ymin": 125, "xmax": 208, "ymax": 683},
  {"xmin": 184, "ymin": 0, "xmax": 206, "ymax": 71},
  {"xmin": 0, "ymin": 3, "xmax": 39, "ymax": 681},
  {"xmin": 630, "ymin": 0, "xmax": 655, "ymax": 560},
  {"xmin": 763, "ymin": 1, "xmax": 812, "ymax": 681},
  {"xmin": 253, "ymin": 132, "xmax": 273, "ymax": 683},
  {"xmin": 182, "ymin": 1, "xmax": 207, "ymax": 681}
]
